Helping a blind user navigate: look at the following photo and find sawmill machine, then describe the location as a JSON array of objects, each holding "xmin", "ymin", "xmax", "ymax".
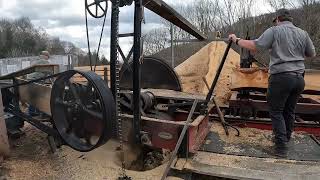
[{"xmin": 0, "ymin": 0, "xmax": 215, "ymax": 156}]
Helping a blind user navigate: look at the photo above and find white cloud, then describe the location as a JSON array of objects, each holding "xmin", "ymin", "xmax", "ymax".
[{"xmin": 1, "ymin": 0, "xmax": 273, "ymax": 58}]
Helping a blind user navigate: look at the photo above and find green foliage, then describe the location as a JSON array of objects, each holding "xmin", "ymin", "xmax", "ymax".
[
  {"xmin": 0, "ymin": 17, "xmax": 82, "ymax": 58},
  {"xmin": 0, "ymin": 17, "xmax": 49, "ymax": 58}
]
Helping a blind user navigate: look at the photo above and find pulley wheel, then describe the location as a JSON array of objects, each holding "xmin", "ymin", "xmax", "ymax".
[
  {"xmin": 51, "ymin": 70, "xmax": 115, "ymax": 152},
  {"xmin": 85, "ymin": 0, "xmax": 108, "ymax": 18}
]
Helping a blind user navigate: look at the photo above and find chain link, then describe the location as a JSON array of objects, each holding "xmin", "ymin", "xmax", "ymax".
[{"xmin": 111, "ymin": 0, "xmax": 130, "ymax": 179}]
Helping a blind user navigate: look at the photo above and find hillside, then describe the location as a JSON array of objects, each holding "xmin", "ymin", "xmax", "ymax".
[
  {"xmin": 152, "ymin": 3, "xmax": 320, "ymax": 69},
  {"xmin": 151, "ymin": 42, "xmax": 208, "ymax": 67}
]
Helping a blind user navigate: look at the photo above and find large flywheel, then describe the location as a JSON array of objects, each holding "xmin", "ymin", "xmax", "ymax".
[{"xmin": 50, "ymin": 70, "xmax": 116, "ymax": 152}]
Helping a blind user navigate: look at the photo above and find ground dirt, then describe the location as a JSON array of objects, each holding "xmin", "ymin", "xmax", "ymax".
[{"xmin": 0, "ymin": 124, "xmax": 170, "ymax": 180}]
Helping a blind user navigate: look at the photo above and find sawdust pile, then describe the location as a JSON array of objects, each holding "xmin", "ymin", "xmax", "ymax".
[
  {"xmin": 192, "ymin": 152, "xmax": 243, "ymax": 168},
  {"xmin": 1, "ymin": 124, "xmax": 60, "ymax": 180},
  {"xmin": 0, "ymin": 124, "xmax": 169, "ymax": 180},
  {"xmin": 175, "ymin": 41, "xmax": 240, "ymax": 106},
  {"xmin": 211, "ymin": 122, "xmax": 274, "ymax": 147}
]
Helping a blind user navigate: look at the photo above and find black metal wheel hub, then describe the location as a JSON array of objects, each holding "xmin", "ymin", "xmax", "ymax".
[{"xmin": 51, "ymin": 70, "xmax": 116, "ymax": 152}]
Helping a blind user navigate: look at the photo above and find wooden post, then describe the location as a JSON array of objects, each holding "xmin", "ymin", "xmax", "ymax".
[{"xmin": 0, "ymin": 91, "xmax": 10, "ymax": 158}]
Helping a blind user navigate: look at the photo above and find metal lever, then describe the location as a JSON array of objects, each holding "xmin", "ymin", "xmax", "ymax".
[
  {"xmin": 205, "ymin": 40, "xmax": 233, "ymax": 104},
  {"xmin": 161, "ymin": 100, "xmax": 199, "ymax": 180}
]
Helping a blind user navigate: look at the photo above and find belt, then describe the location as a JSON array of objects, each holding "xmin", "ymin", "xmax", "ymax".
[{"xmin": 274, "ymin": 71, "xmax": 303, "ymax": 76}]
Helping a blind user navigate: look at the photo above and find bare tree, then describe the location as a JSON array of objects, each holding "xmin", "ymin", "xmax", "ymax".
[
  {"xmin": 265, "ymin": 0, "xmax": 297, "ymax": 10},
  {"xmin": 143, "ymin": 28, "xmax": 168, "ymax": 55}
]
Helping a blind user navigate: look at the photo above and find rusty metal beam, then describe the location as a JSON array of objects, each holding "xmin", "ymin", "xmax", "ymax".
[{"xmin": 142, "ymin": 0, "xmax": 207, "ymax": 40}]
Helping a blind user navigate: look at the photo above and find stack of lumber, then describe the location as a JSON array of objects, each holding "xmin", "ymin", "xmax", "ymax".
[{"xmin": 73, "ymin": 66, "xmax": 110, "ymax": 83}]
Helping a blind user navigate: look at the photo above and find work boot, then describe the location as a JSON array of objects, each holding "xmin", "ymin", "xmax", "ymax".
[
  {"xmin": 266, "ymin": 143, "xmax": 288, "ymax": 158},
  {"xmin": 274, "ymin": 144, "xmax": 288, "ymax": 158},
  {"xmin": 286, "ymin": 133, "xmax": 292, "ymax": 143}
]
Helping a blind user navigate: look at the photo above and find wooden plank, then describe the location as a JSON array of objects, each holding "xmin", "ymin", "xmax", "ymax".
[
  {"xmin": 0, "ymin": 91, "xmax": 10, "ymax": 157},
  {"xmin": 146, "ymin": 89, "xmax": 206, "ymax": 101},
  {"xmin": 121, "ymin": 113, "xmax": 204, "ymax": 127},
  {"xmin": 74, "ymin": 65, "xmax": 110, "ymax": 71},
  {"xmin": 177, "ymin": 152, "xmax": 320, "ymax": 180},
  {"xmin": 231, "ymin": 68, "xmax": 320, "ymax": 93},
  {"xmin": 74, "ymin": 66, "xmax": 110, "ymax": 83},
  {"xmin": 18, "ymin": 79, "xmax": 52, "ymax": 115},
  {"xmin": 73, "ymin": 66, "xmax": 110, "ymax": 83},
  {"xmin": 0, "ymin": 64, "xmax": 59, "ymax": 80},
  {"xmin": 73, "ymin": 75, "xmax": 110, "ymax": 81}
]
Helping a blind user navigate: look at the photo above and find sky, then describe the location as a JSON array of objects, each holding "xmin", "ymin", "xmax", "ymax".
[{"xmin": 0, "ymin": 0, "xmax": 273, "ymax": 58}]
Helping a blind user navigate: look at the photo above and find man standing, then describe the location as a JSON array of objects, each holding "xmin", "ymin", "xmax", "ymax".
[
  {"xmin": 27, "ymin": 51, "xmax": 51, "ymax": 116},
  {"xmin": 229, "ymin": 9, "xmax": 316, "ymax": 157},
  {"xmin": 5, "ymin": 51, "xmax": 51, "ymax": 137},
  {"xmin": 27, "ymin": 51, "xmax": 50, "ymax": 80}
]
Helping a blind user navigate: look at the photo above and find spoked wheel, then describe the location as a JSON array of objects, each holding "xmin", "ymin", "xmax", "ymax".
[
  {"xmin": 85, "ymin": 0, "xmax": 108, "ymax": 18},
  {"xmin": 51, "ymin": 70, "xmax": 115, "ymax": 152}
]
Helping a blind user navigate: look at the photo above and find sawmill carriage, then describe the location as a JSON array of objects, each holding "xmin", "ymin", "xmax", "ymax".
[
  {"xmin": 1, "ymin": 0, "xmax": 320, "ymax": 179},
  {"xmin": 0, "ymin": 0, "xmax": 212, "ymax": 167}
]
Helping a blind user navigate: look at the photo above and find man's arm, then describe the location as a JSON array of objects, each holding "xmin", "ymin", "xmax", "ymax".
[
  {"xmin": 229, "ymin": 28, "xmax": 274, "ymax": 52},
  {"xmin": 238, "ymin": 40, "xmax": 257, "ymax": 52},
  {"xmin": 305, "ymin": 33, "xmax": 316, "ymax": 58},
  {"xmin": 229, "ymin": 34, "xmax": 257, "ymax": 51}
]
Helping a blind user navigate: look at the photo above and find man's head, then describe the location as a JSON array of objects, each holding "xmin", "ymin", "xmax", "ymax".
[
  {"xmin": 273, "ymin": 8, "xmax": 293, "ymax": 25},
  {"xmin": 40, "ymin": 51, "xmax": 50, "ymax": 60}
]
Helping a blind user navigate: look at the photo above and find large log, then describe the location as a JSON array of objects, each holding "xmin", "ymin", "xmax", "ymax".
[
  {"xmin": 231, "ymin": 68, "xmax": 320, "ymax": 94},
  {"xmin": 175, "ymin": 41, "xmax": 240, "ymax": 106}
]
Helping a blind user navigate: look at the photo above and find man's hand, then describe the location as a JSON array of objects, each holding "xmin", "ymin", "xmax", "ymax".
[{"xmin": 229, "ymin": 34, "xmax": 238, "ymax": 43}]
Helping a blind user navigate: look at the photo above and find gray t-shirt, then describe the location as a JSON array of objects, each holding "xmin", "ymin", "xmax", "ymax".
[{"xmin": 254, "ymin": 21, "xmax": 316, "ymax": 74}]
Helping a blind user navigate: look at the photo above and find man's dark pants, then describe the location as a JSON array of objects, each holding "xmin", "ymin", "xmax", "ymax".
[{"xmin": 267, "ymin": 72, "xmax": 305, "ymax": 147}]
